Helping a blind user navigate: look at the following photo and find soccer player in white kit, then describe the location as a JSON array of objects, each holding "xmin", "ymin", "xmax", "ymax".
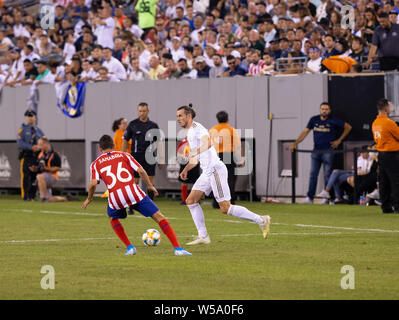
[{"xmin": 177, "ymin": 104, "xmax": 271, "ymax": 245}]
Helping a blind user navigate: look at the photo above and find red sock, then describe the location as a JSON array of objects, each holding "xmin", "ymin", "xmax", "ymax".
[
  {"xmin": 181, "ymin": 184, "xmax": 188, "ymax": 202},
  {"xmin": 159, "ymin": 219, "xmax": 180, "ymax": 248},
  {"xmin": 110, "ymin": 219, "xmax": 131, "ymax": 247}
]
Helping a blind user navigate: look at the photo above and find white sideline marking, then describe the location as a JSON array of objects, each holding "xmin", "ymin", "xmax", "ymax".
[
  {"xmin": 3, "ymin": 208, "xmax": 399, "ymax": 234},
  {"xmin": 0, "ymin": 231, "xmax": 384, "ymax": 244},
  {"xmin": 273, "ymin": 222, "xmax": 399, "ymax": 233}
]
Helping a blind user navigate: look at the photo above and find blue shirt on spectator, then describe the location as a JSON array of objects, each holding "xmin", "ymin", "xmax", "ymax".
[
  {"xmin": 225, "ymin": 65, "xmax": 247, "ymax": 77},
  {"xmin": 306, "ymin": 115, "xmax": 345, "ymax": 150},
  {"xmin": 197, "ymin": 65, "xmax": 211, "ymax": 78},
  {"xmin": 323, "ymin": 48, "xmax": 341, "ymax": 59}
]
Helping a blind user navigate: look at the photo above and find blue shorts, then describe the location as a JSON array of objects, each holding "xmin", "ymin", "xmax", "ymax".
[{"xmin": 107, "ymin": 196, "xmax": 159, "ymax": 219}]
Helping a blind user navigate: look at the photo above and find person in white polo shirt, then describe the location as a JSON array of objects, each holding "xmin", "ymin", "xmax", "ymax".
[
  {"xmin": 102, "ymin": 47, "xmax": 127, "ymax": 81},
  {"xmin": 92, "ymin": 6, "xmax": 115, "ymax": 50}
]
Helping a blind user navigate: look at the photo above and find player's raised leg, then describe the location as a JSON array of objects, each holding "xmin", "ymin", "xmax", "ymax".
[
  {"xmin": 219, "ymin": 201, "xmax": 271, "ymax": 238},
  {"xmin": 185, "ymin": 189, "xmax": 211, "ymax": 245},
  {"xmin": 212, "ymin": 164, "xmax": 271, "ymax": 239}
]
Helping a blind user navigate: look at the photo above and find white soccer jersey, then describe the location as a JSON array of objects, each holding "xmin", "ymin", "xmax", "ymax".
[{"xmin": 187, "ymin": 121, "xmax": 222, "ymax": 175}]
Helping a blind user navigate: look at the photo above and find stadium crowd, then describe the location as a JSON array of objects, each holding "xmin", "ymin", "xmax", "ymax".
[{"xmin": 0, "ymin": 0, "xmax": 398, "ymax": 85}]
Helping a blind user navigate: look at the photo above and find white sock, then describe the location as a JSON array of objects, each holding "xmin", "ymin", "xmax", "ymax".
[
  {"xmin": 187, "ymin": 203, "xmax": 208, "ymax": 238},
  {"xmin": 227, "ymin": 205, "xmax": 263, "ymax": 224}
]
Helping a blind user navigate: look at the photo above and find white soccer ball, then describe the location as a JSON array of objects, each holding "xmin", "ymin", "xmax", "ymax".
[{"xmin": 142, "ymin": 229, "xmax": 161, "ymax": 246}]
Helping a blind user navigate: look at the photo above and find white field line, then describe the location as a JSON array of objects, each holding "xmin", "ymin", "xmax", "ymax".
[
  {"xmin": 2, "ymin": 208, "xmax": 399, "ymax": 234},
  {"xmin": 0, "ymin": 231, "xmax": 385, "ymax": 244}
]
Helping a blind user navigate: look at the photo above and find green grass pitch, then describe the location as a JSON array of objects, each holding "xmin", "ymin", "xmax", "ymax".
[{"xmin": 0, "ymin": 195, "xmax": 398, "ymax": 300}]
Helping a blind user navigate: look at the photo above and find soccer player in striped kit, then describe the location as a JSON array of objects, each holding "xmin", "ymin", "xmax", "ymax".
[
  {"xmin": 177, "ymin": 104, "xmax": 271, "ymax": 245},
  {"xmin": 82, "ymin": 135, "xmax": 191, "ymax": 256}
]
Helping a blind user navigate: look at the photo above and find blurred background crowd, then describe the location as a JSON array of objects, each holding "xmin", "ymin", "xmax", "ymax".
[{"xmin": 0, "ymin": 0, "xmax": 398, "ymax": 85}]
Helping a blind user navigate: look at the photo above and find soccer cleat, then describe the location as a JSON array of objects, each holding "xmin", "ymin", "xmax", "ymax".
[
  {"xmin": 125, "ymin": 245, "xmax": 136, "ymax": 256},
  {"xmin": 366, "ymin": 189, "xmax": 380, "ymax": 200},
  {"xmin": 321, "ymin": 198, "xmax": 329, "ymax": 205},
  {"xmin": 174, "ymin": 248, "xmax": 192, "ymax": 256},
  {"xmin": 300, "ymin": 197, "xmax": 313, "ymax": 204},
  {"xmin": 186, "ymin": 234, "xmax": 211, "ymax": 245},
  {"xmin": 317, "ymin": 190, "xmax": 330, "ymax": 199},
  {"xmin": 259, "ymin": 215, "xmax": 271, "ymax": 239}
]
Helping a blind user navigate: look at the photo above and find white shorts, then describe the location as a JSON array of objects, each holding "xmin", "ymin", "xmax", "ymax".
[{"xmin": 192, "ymin": 163, "xmax": 231, "ymax": 202}]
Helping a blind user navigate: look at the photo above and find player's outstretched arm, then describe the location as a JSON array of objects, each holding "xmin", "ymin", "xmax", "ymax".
[
  {"xmin": 82, "ymin": 179, "xmax": 98, "ymax": 209},
  {"xmin": 137, "ymin": 167, "xmax": 159, "ymax": 196},
  {"xmin": 180, "ymin": 157, "xmax": 199, "ymax": 181}
]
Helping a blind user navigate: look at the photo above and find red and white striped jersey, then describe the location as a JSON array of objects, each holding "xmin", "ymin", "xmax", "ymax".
[
  {"xmin": 248, "ymin": 60, "xmax": 266, "ymax": 76},
  {"xmin": 90, "ymin": 151, "xmax": 146, "ymax": 210}
]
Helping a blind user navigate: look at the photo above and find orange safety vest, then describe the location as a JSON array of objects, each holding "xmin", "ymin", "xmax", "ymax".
[{"xmin": 38, "ymin": 150, "xmax": 59, "ymax": 180}]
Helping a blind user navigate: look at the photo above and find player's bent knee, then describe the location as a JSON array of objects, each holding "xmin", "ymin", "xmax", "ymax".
[
  {"xmin": 151, "ymin": 211, "xmax": 164, "ymax": 223},
  {"xmin": 219, "ymin": 204, "xmax": 230, "ymax": 215},
  {"xmin": 185, "ymin": 198, "xmax": 197, "ymax": 206}
]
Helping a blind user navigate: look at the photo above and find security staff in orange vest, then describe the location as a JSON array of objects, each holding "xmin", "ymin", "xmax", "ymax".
[
  {"xmin": 209, "ymin": 111, "xmax": 244, "ymax": 208},
  {"xmin": 372, "ymin": 98, "xmax": 399, "ymax": 213}
]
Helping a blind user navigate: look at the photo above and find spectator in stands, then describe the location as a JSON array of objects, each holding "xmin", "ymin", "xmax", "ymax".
[
  {"xmin": 20, "ymin": 59, "xmax": 38, "ymax": 85},
  {"xmin": 148, "ymin": 55, "xmax": 166, "ymax": 80},
  {"xmin": 279, "ymin": 37, "xmax": 291, "ymax": 57},
  {"xmin": 389, "ymin": 10, "xmax": 399, "ymax": 24},
  {"xmin": 170, "ymin": 36, "xmax": 185, "ymax": 62},
  {"xmin": 247, "ymin": 49, "xmax": 266, "ymax": 76},
  {"xmin": 322, "ymin": 34, "xmax": 340, "ymax": 58},
  {"xmin": 209, "ymin": 53, "xmax": 225, "ymax": 78},
  {"xmin": 194, "ymin": 55, "xmax": 210, "ymax": 78},
  {"xmin": 261, "ymin": 52, "xmax": 275, "ymax": 75},
  {"xmin": 366, "ymin": 12, "xmax": 399, "ymax": 71},
  {"xmin": 80, "ymin": 59, "xmax": 97, "ymax": 81},
  {"xmin": 96, "ymin": 66, "xmax": 120, "ymax": 82},
  {"xmin": 349, "ymin": 37, "xmax": 368, "ymax": 64},
  {"xmin": 127, "ymin": 57, "xmax": 149, "ymax": 81},
  {"xmin": 223, "ymin": 54, "xmax": 247, "ymax": 77},
  {"xmin": 269, "ymin": 39, "xmax": 282, "ymax": 60},
  {"xmin": 163, "ymin": 57, "xmax": 180, "ymax": 79},
  {"xmin": 0, "ymin": 29, "xmax": 13, "ymax": 51},
  {"xmin": 0, "ymin": 0, "xmax": 394, "ymax": 85},
  {"xmin": 305, "ymin": 46, "xmax": 322, "ymax": 74},
  {"xmin": 177, "ymin": 58, "xmax": 197, "ymax": 79},
  {"xmin": 90, "ymin": 58, "xmax": 102, "ymax": 77},
  {"xmin": 112, "ymin": 37, "xmax": 125, "ymax": 62},
  {"xmin": 92, "ymin": 6, "xmax": 115, "ymax": 50},
  {"xmin": 248, "ymin": 29, "xmax": 265, "ymax": 52},
  {"xmin": 363, "ymin": 8, "xmax": 379, "ymax": 44},
  {"xmin": 292, "ymin": 39, "xmax": 306, "ymax": 57},
  {"xmin": 38, "ymin": 34, "xmax": 58, "ymax": 57},
  {"xmin": 102, "ymin": 46, "xmax": 127, "ymax": 80}
]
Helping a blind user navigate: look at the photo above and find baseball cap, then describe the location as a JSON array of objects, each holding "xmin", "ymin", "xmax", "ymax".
[
  {"xmin": 194, "ymin": 56, "xmax": 206, "ymax": 64},
  {"xmin": 171, "ymin": 36, "xmax": 181, "ymax": 42},
  {"xmin": 231, "ymin": 50, "xmax": 241, "ymax": 59},
  {"xmin": 24, "ymin": 109, "xmax": 36, "ymax": 117}
]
